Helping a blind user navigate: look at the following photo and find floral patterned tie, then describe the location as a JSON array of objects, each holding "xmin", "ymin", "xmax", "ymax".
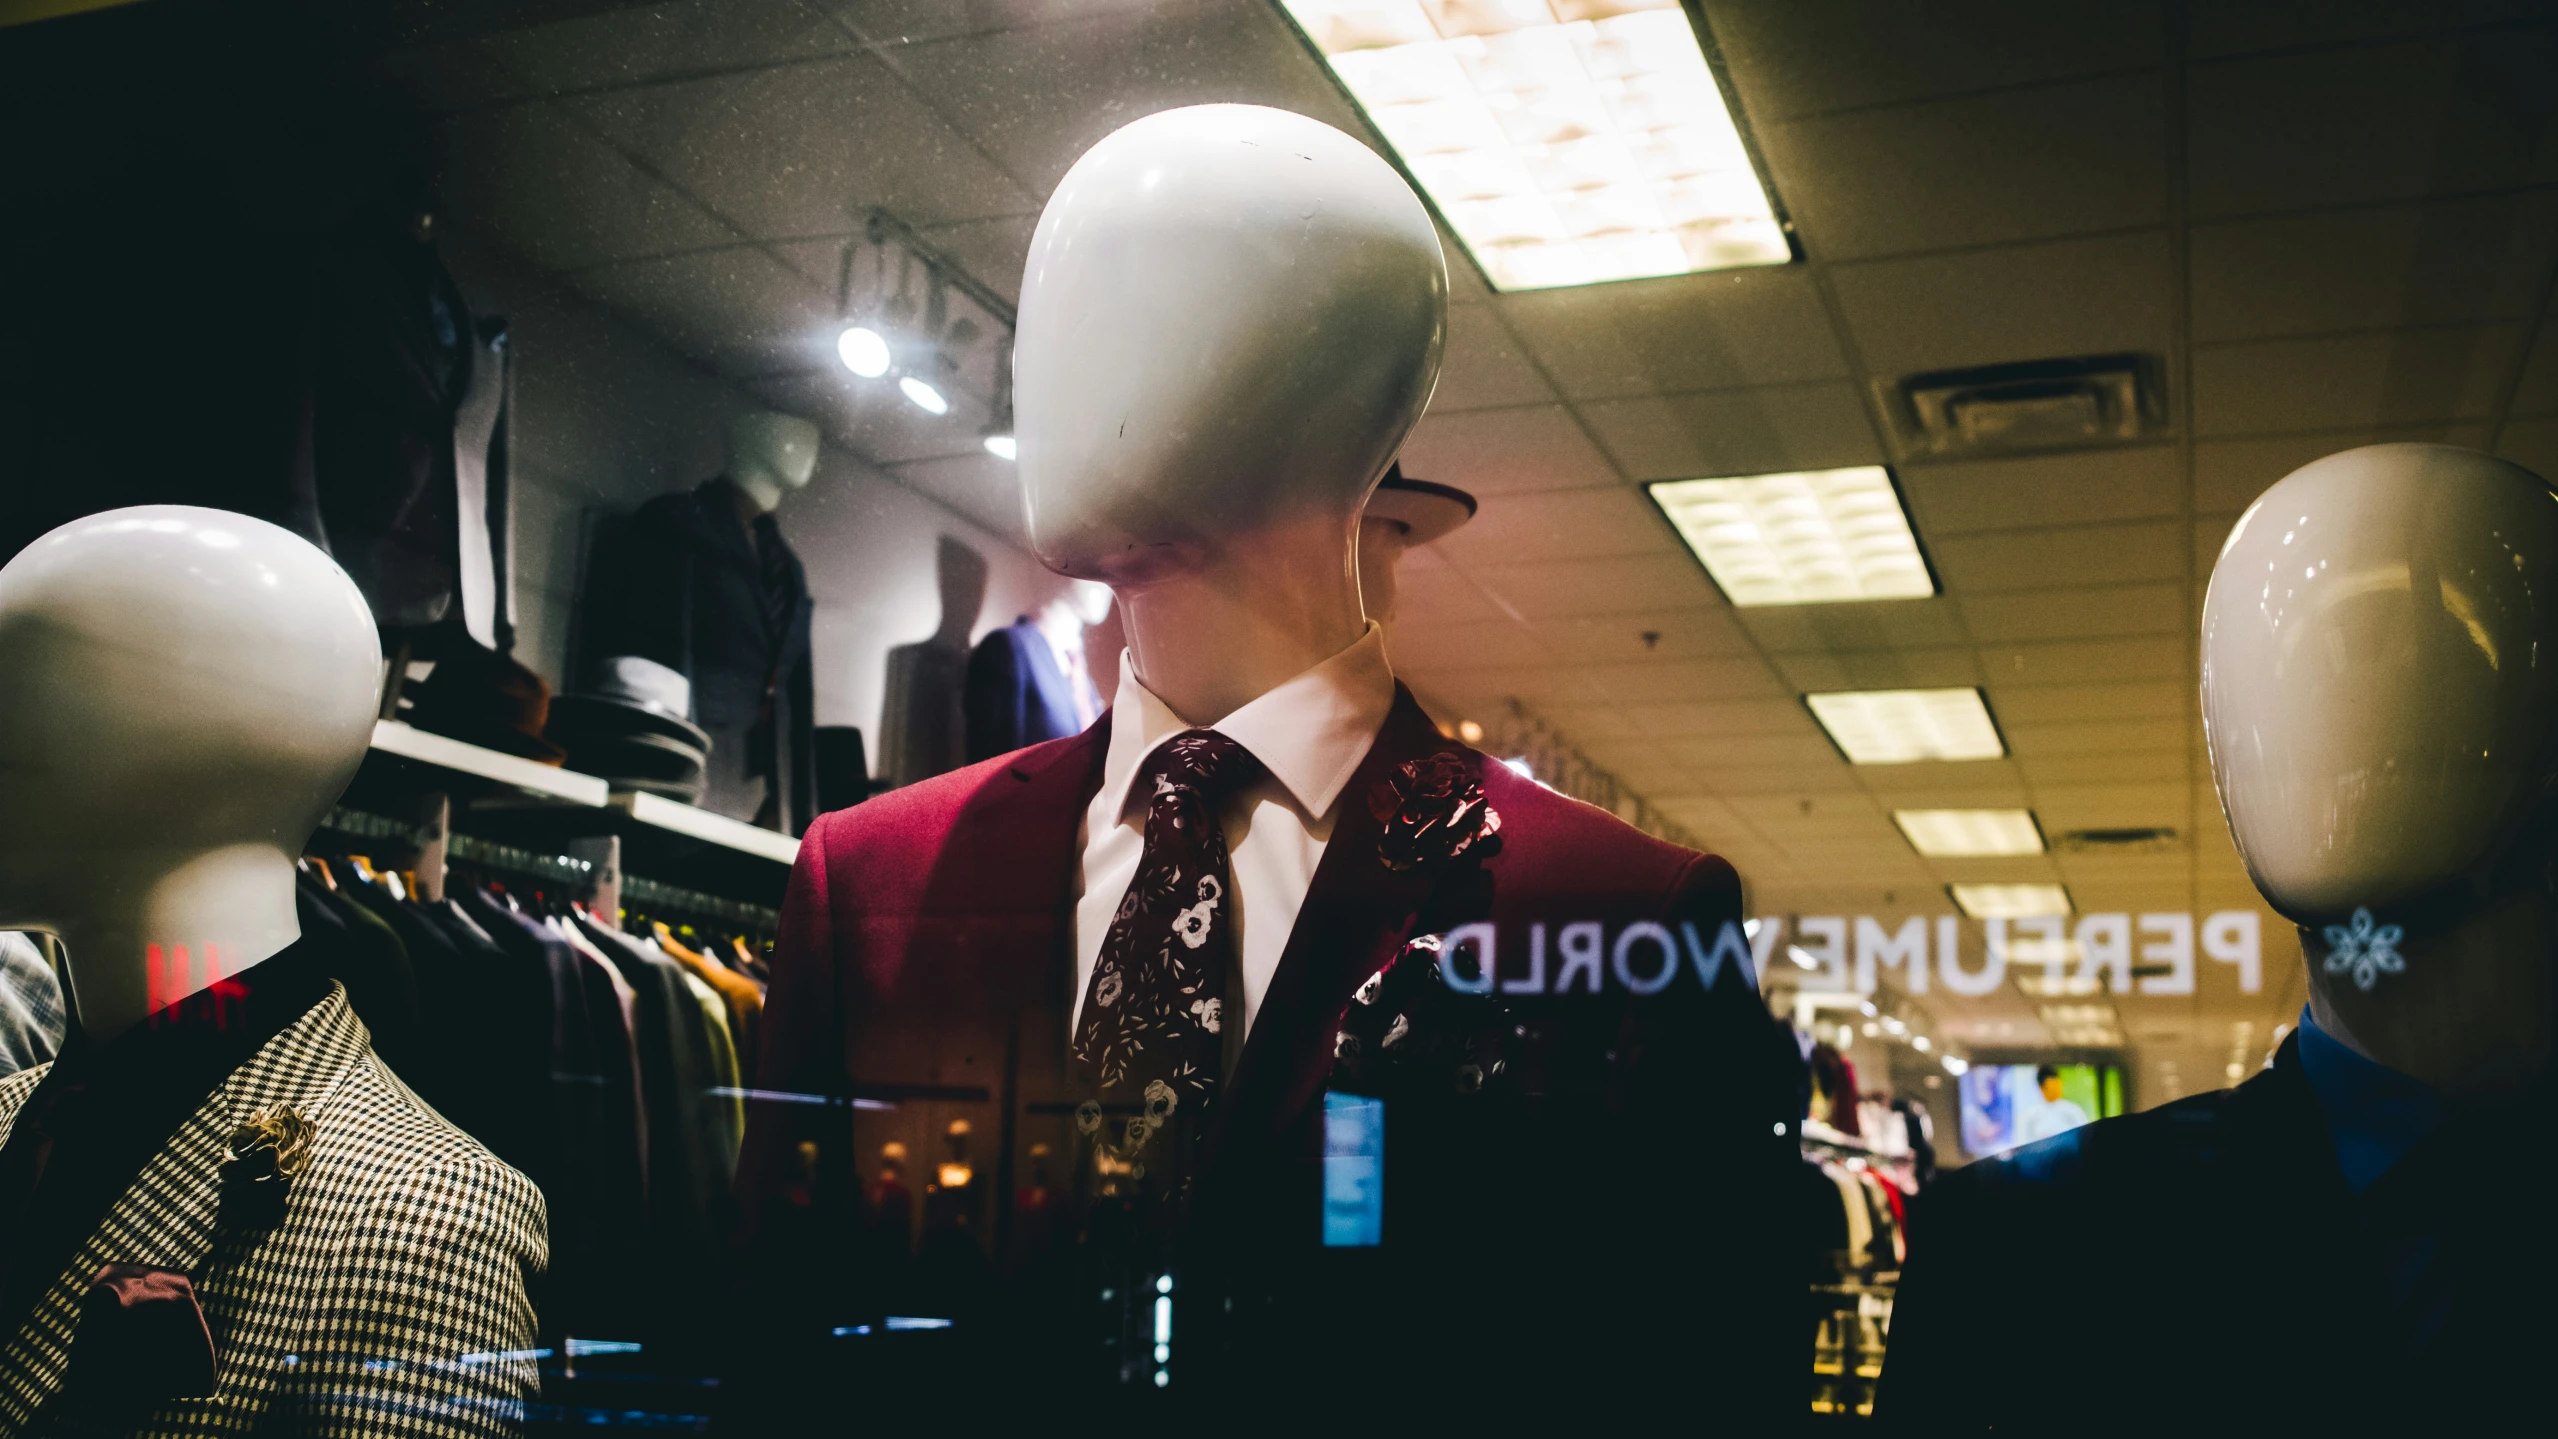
[{"xmin": 1072, "ymin": 729, "xmax": 1265, "ymax": 1182}]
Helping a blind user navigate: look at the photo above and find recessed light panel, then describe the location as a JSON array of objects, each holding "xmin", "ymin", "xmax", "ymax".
[
  {"xmin": 1280, "ymin": 0, "xmax": 1790, "ymax": 291},
  {"xmin": 1893, "ymin": 808, "xmax": 2044, "ymax": 858},
  {"xmin": 1807, "ymin": 688, "xmax": 2003, "ymax": 764},
  {"xmin": 1948, "ymin": 883, "xmax": 2075, "ymax": 920},
  {"xmin": 1648, "ymin": 467, "xmax": 1933, "ymax": 606}
]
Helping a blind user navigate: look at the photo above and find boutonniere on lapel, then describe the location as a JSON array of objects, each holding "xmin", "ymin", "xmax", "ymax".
[
  {"xmin": 1333, "ymin": 933, "xmax": 1513, "ymax": 1099},
  {"xmin": 1369, "ymin": 751, "xmax": 1502, "ymax": 872},
  {"xmin": 218, "ymin": 1103, "xmax": 315, "ymax": 1229}
]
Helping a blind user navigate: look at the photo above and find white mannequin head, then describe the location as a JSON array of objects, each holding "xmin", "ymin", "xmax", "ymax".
[
  {"xmin": 1015, "ymin": 103, "xmax": 1443, "ymax": 581},
  {"xmin": 1013, "ymin": 103, "xmax": 1445, "ymax": 719},
  {"xmin": 2202, "ymin": 443, "xmax": 2558, "ymax": 1093},
  {"xmin": 725, "ymin": 410, "xmax": 822, "ymax": 513},
  {"xmin": 0, "ymin": 507, "xmax": 380, "ymax": 1040}
]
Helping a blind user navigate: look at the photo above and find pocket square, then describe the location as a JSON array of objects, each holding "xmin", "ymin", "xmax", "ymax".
[{"xmin": 69, "ymin": 1263, "xmax": 218, "ymax": 1406}]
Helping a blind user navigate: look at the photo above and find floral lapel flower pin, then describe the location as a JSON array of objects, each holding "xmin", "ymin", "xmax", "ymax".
[
  {"xmin": 1370, "ymin": 751, "xmax": 1502, "ymax": 872},
  {"xmin": 219, "ymin": 1103, "xmax": 315, "ymax": 1230}
]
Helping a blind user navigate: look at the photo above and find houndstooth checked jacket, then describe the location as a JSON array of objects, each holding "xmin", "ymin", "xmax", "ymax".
[{"xmin": 0, "ymin": 984, "xmax": 547, "ymax": 1437}]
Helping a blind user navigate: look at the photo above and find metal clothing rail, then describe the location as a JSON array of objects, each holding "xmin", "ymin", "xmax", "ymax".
[{"xmin": 316, "ymin": 806, "xmax": 782, "ymax": 933}]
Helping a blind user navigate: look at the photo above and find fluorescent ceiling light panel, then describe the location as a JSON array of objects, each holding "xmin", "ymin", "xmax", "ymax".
[
  {"xmin": 1806, "ymin": 688, "xmax": 2004, "ymax": 765},
  {"xmin": 1948, "ymin": 883, "xmax": 2075, "ymax": 920},
  {"xmin": 1648, "ymin": 467, "xmax": 1933, "ymax": 606},
  {"xmin": 1281, "ymin": 0, "xmax": 1789, "ymax": 290},
  {"xmin": 1893, "ymin": 808, "xmax": 2044, "ymax": 858}
]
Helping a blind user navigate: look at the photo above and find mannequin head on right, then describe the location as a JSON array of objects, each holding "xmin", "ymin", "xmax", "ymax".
[
  {"xmin": 2201, "ymin": 443, "xmax": 2558, "ymax": 1094},
  {"xmin": 0, "ymin": 506, "xmax": 380, "ymax": 1037}
]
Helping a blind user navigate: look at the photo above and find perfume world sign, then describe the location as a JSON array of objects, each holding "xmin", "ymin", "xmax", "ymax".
[{"xmin": 1422, "ymin": 912, "xmax": 2267, "ymax": 999}]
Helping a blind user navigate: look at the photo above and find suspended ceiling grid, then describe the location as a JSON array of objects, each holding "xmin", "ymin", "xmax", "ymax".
[{"xmin": 350, "ymin": 0, "xmax": 2558, "ymax": 1091}]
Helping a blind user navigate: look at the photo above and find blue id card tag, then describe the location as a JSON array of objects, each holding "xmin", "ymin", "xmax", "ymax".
[{"xmin": 1322, "ymin": 1092, "xmax": 1384, "ymax": 1248}]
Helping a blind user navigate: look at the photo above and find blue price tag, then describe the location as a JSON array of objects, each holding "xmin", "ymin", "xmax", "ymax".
[{"xmin": 1322, "ymin": 1092, "xmax": 1384, "ymax": 1248}]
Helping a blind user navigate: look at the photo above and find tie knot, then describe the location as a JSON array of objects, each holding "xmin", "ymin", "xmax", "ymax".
[{"xmin": 1142, "ymin": 729, "xmax": 1264, "ymax": 802}]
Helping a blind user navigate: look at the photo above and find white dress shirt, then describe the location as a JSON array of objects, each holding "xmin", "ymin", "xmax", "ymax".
[{"xmin": 1072, "ymin": 623, "xmax": 1396, "ymax": 1049}]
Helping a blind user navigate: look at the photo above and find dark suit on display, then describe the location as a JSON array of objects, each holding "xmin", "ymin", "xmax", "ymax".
[
  {"xmin": 733, "ymin": 689, "xmax": 1801, "ymax": 1427},
  {"xmin": 582, "ymin": 480, "xmax": 816, "ymax": 834},
  {"xmin": 1879, "ymin": 1033, "xmax": 2557, "ymax": 1432},
  {"xmin": 962, "ymin": 617, "xmax": 1088, "ymax": 762}
]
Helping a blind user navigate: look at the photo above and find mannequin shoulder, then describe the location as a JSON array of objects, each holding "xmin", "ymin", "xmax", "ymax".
[
  {"xmin": 803, "ymin": 735, "xmax": 1098, "ymax": 856},
  {"xmin": 1475, "ymin": 759, "xmax": 1735, "ymax": 905},
  {"xmin": 324, "ymin": 1051, "xmax": 547, "ymax": 1222},
  {"xmin": 1933, "ymin": 1081, "xmax": 2268, "ymax": 1216}
]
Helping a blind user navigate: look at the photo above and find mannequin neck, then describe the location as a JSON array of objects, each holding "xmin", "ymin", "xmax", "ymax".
[
  {"xmin": 725, "ymin": 469, "xmax": 785, "ymax": 517},
  {"xmin": 1116, "ymin": 513, "xmax": 1368, "ymax": 725},
  {"xmin": 2303, "ymin": 874, "xmax": 2558, "ymax": 1101},
  {"xmin": 43, "ymin": 844, "xmax": 302, "ymax": 1045}
]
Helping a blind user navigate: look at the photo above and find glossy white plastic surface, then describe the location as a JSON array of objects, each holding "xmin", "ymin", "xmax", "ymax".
[
  {"xmin": 2201, "ymin": 444, "xmax": 2558, "ymax": 921},
  {"xmin": 726, "ymin": 410, "xmax": 821, "ymax": 513},
  {"xmin": 0, "ymin": 506, "xmax": 381, "ymax": 1034},
  {"xmin": 1013, "ymin": 104, "xmax": 1447, "ymax": 582}
]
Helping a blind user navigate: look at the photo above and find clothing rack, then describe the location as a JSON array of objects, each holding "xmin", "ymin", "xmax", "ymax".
[{"xmin": 317, "ymin": 806, "xmax": 782, "ymax": 934}]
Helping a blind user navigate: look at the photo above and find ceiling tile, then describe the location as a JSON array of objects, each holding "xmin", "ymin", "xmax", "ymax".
[
  {"xmin": 2006, "ymin": 719, "xmax": 2185, "ymax": 757},
  {"xmin": 1712, "ymin": 764, "xmax": 1868, "ymax": 797},
  {"xmin": 1462, "ymin": 553, "xmax": 1726, "ymax": 619},
  {"xmin": 1397, "ymin": 405, "xmax": 1619, "ymax": 495},
  {"xmin": 1756, "ymin": 74, "xmax": 2168, "ymax": 262},
  {"xmin": 2028, "ymin": 783, "xmax": 2187, "ymax": 830},
  {"xmin": 1987, "ymin": 681, "xmax": 2191, "ymax": 726},
  {"xmin": 1519, "ymin": 608, "xmax": 1759, "ymax": 665},
  {"xmin": 2187, "ymin": 27, "xmax": 2558, "ymax": 218},
  {"xmin": 1958, "ymin": 583, "xmax": 2185, "ymax": 643},
  {"xmin": 2192, "ymin": 425, "xmax": 2497, "ymax": 512},
  {"xmin": 2191, "ymin": 326, "xmax": 2526, "ymax": 436},
  {"xmin": 429, "ymin": 103, "xmax": 743, "ymax": 270},
  {"xmin": 2497, "ymin": 415, "xmax": 2558, "ymax": 482},
  {"xmin": 1853, "ymin": 758, "xmax": 2027, "ymax": 794},
  {"xmin": 478, "ymin": 0, "xmax": 856, "ymax": 95},
  {"xmin": 1619, "ymin": 698, "xmax": 1819, "ymax": 738},
  {"xmin": 2021, "ymin": 751, "xmax": 2191, "ymax": 785},
  {"xmin": 1772, "ymin": 646, "xmax": 1982, "ymax": 692},
  {"xmin": 825, "ymin": 0, "xmax": 1170, "ymax": 48},
  {"xmin": 573, "ymin": 55, "xmax": 1036, "ymax": 238},
  {"xmin": 1980, "ymin": 635, "xmax": 2188, "ymax": 687},
  {"xmin": 1579, "ymin": 657, "xmax": 1790, "ymax": 704},
  {"xmin": 1736, "ymin": 599, "xmax": 1970, "ymax": 654},
  {"xmin": 2190, "ymin": 191, "xmax": 2558, "ymax": 343},
  {"xmin": 748, "ymin": 368, "xmax": 991, "ymax": 465},
  {"xmin": 1495, "ymin": 267, "xmax": 1845, "ymax": 401},
  {"xmin": 566, "ymin": 245, "xmax": 834, "ymax": 375},
  {"xmin": 1660, "ymin": 733, "xmax": 1841, "ymax": 770},
  {"xmin": 1380, "ymin": 617, "xmax": 1548, "ymax": 671},
  {"xmin": 1434, "ymin": 487, "xmax": 1676, "ymax": 567},
  {"xmin": 2508, "ymin": 302, "xmax": 2558, "ymax": 415},
  {"xmin": 1929, "ymin": 520, "xmax": 2186, "ymax": 592},
  {"xmin": 888, "ymin": 1, "xmax": 1359, "ymax": 195},
  {"xmin": 1381, "ymin": 663, "xmax": 1611, "ymax": 712},
  {"xmin": 1901, "ymin": 446, "xmax": 2183, "ymax": 538},
  {"xmin": 1430, "ymin": 304, "xmax": 1559, "ymax": 412},
  {"xmin": 1576, "ymin": 382, "xmax": 1879, "ymax": 482},
  {"xmin": 1709, "ymin": 0, "xmax": 2164, "ymax": 121},
  {"xmin": 1829, "ymin": 231, "xmax": 2173, "ymax": 379},
  {"xmin": 914, "ymin": 214, "xmax": 1041, "ymax": 304}
]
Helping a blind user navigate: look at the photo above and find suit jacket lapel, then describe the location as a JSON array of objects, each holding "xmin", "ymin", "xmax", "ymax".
[{"xmin": 1213, "ymin": 688, "xmax": 1472, "ymax": 1160}]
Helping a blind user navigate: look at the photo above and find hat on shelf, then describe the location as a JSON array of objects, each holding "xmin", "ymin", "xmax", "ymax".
[
  {"xmin": 402, "ymin": 642, "xmax": 566, "ymax": 765},
  {"xmin": 547, "ymin": 655, "xmax": 712, "ymax": 802},
  {"xmin": 1365, "ymin": 461, "xmax": 1477, "ymax": 545}
]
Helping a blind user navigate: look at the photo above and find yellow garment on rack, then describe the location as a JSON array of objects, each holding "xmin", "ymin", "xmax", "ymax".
[
  {"xmin": 675, "ymin": 966, "xmax": 744, "ymax": 1174},
  {"xmin": 653, "ymin": 922, "xmax": 764, "ymax": 1086}
]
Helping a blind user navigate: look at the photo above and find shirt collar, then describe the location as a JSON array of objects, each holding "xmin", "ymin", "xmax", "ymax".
[
  {"xmin": 2293, "ymin": 1004, "xmax": 2452, "ymax": 1194},
  {"xmin": 1100, "ymin": 622, "xmax": 1395, "ymax": 824}
]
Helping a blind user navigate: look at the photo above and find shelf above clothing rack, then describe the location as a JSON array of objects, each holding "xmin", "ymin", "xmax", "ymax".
[{"xmin": 369, "ymin": 719, "xmax": 609, "ymax": 806}]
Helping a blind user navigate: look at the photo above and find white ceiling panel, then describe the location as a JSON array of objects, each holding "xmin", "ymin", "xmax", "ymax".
[
  {"xmin": 823, "ymin": 0, "xmax": 1170, "ymax": 48},
  {"xmin": 1735, "ymin": 600, "xmax": 1970, "ymax": 656},
  {"xmin": 1519, "ymin": 608, "xmax": 1760, "ymax": 665},
  {"xmin": 1958, "ymin": 583, "xmax": 2184, "ymax": 644},
  {"xmin": 2190, "ymin": 191, "xmax": 2558, "ymax": 343},
  {"xmin": 479, "ymin": 0, "xmax": 856, "ymax": 95},
  {"xmin": 1579, "ymin": 656, "xmax": 1790, "ymax": 704},
  {"xmin": 1396, "ymin": 405, "xmax": 1620, "ymax": 495},
  {"xmin": 2186, "ymin": 27, "xmax": 2558, "ymax": 218},
  {"xmin": 884, "ymin": 1, "xmax": 1358, "ymax": 195},
  {"xmin": 428, "ymin": 103, "xmax": 743, "ymax": 270},
  {"xmin": 1771, "ymin": 646, "xmax": 1983, "ymax": 693},
  {"xmin": 566, "ymin": 245, "xmax": 835, "ymax": 375},
  {"xmin": 573, "ymin": 55, "xmax": 1036, "ymax": 236},
  {"xmin": 1828, "ymin": 231, "xmax": 2174, "ymax": 380},
  {"xmin": 1463, "ymin": 553, "xmax": 1725, "ymax": 619},
  {"xmin": 1381, "ymin": 617, "xmax": 1548, "ymax": 671},
  {"xmin": 1496, "ymin": 268, "xmax": 1846, "ymax": 401},
  {"xmin": 2190, "ymin": 425, "xmax": 2495, "ymax": 512},
  {"xmin": 1618, "ymin": 698, "xmax": 1819, "ymax": 739},
  {"xmin": 2191, "ymin": 326, "xmax": 2527, "ymax": 436},
  {"xmin": 1756, "ymin": 74, "xmax": 2168, "ymax": 262},
  {"xmin": 1434, "ymin": 487, "xmax": 1678, "ymax": 567},
  {"xmin": 1429, "ymin": 304, "xmax": 1559, "ymax": 413},
  {"xmin": 2005, "ymin": 719, "xmax": 2186, "ymax": 758},
  {"xmin": 1980, "ymin": 635, "xmax": 2189, "ymax": 688},
  {"xmin": 1901, "ymin": 446, "xmax": 2182, "ymax": 538},
  {"xmin": 1575, "ymin": 382, "xmax": 1879, "ymax": 482},
  {"xmin": 1928, "ymin": 520, "xmax": 2186, "ymax": 593},
  {"xmin": 2021, "ymin": 750, "xmax": 2191, "ymax": 786},
  {"xmin": 1708, "ymin": 0, "xmax": 2163, "ymax": 122}
]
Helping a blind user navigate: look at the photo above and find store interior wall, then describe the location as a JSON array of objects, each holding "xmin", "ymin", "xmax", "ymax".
[{"xmin": 439, "ymin": 234, "xmax": 1062, "ymax": 749}]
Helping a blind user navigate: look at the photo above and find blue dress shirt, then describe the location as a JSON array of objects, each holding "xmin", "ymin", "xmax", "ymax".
[{"xmin": 2292, "ymin": 1004, "xmax": 2449, "ymax": 1193}]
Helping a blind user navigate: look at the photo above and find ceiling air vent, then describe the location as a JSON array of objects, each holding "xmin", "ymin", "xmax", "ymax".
[
  {"xmin": 1881, "ymin": 353, "xmax": 2165, "ymax": 459},
  {"xmin": 2055, "ymin": 826, "xmax": 2179, "ymax": 855}
]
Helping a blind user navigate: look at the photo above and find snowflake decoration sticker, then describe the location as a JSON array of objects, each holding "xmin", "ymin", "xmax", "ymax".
[{"xmin": 2321, "ymin": 907, "xmax": 2405, "ymax": 992}]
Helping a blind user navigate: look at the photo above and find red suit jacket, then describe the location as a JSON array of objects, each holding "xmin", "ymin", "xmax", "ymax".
[{"xmin": 736, "ymin": 689, "xmax": 1799, "ymax": 1424}]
